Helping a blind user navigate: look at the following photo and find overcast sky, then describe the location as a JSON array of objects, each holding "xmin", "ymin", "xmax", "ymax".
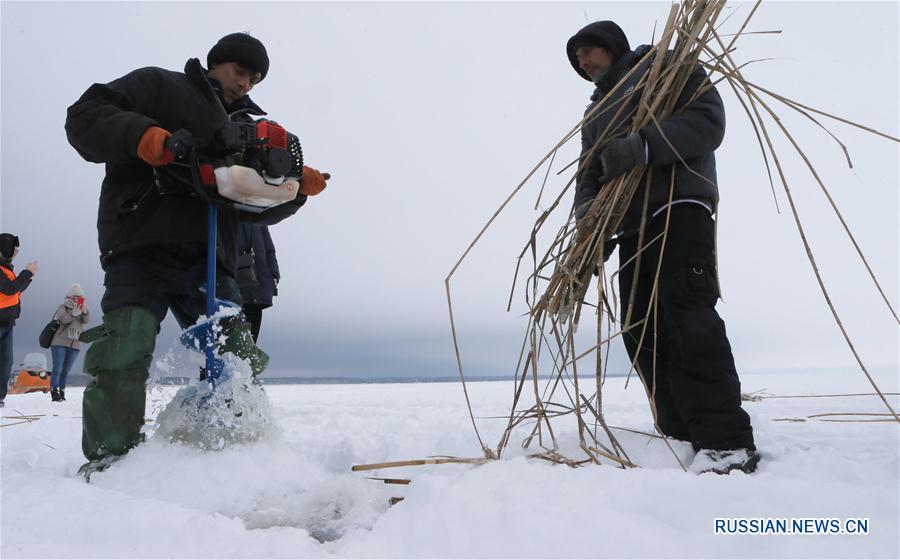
[{"xmin": 1, "ymin": 1, "xmax": 897, "ymax": 383}]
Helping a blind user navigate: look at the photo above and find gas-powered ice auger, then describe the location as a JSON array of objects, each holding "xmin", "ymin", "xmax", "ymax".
[
  {"xmin": 165, "ymin": 117, "xmax": 305, "ymax": 211},
  {"xmin": 163, "ymin": 117, "xmax": 303, "ymax": 386}
]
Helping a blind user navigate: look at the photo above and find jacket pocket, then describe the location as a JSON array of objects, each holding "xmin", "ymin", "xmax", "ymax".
[
  {"xmin": 98, "ymin": 180, "xmax": 154, "ymax": 223},
  {"xmin": 687, "ymin": 259, "xmax": 720, "ymax": 299}
]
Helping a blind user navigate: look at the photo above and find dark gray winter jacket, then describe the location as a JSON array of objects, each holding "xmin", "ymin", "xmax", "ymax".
[
  {"xmin": 239, "ymin": 224, "xmax": 280, "ymax": 307},
  {"xmin": 574, "ymin": 45, "xmax": 725, "ymax": 230}
]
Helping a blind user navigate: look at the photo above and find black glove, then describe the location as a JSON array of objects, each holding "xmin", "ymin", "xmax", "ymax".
[
  {"xmin": 165, "ymin": 129, "xmax": 197, "ymax": 162},
  {"xmin": 598, "ymin": 133, "xmax": 646, "ymax": 183}
]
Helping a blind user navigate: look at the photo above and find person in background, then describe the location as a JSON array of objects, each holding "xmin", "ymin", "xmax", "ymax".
[
  {"xmin": 0, "ymin": 233, "xmax": 38, "ymax": 408},
  {"xmin": 237, "ymin": 224, "xmax": 280, "ymax": 343},
  {"xmin": 49, "ymin": 283, "xmax": 91, "ymax": 402}
]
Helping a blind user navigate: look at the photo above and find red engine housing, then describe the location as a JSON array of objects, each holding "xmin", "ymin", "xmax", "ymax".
[{"xmin": 256, "ymin": 120, "xmax": 288, "ymax": 149}]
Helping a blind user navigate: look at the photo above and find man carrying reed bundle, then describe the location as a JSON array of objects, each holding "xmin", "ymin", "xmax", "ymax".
[{"xmin": 566, "ymin": 20, "xmax": 759, "ymax": 474}]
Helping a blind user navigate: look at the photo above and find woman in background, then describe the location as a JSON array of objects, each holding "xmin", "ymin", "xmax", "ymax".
[{"xmin": 50, "ymin": 284, "xmax": 90, "ymax": 401}]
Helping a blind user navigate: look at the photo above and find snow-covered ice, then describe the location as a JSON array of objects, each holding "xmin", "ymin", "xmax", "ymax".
[{"xmin": 1, "ymin": 369, "xmax": 898, "ymax": 558}]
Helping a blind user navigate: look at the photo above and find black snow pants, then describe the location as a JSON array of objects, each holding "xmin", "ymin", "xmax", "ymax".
[
  {"xmin": 80, "ymin": 243, "xmax": 266, "ymax": 461},
  {"xmin": 101, "ymin": 243, "xmax": 243, "ymax": 327},
  {"xmin": 617, "ymin": 204, "xmax": 755, "ymax": 451}
]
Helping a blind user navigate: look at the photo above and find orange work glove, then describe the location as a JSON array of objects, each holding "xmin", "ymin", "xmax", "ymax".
[
  {"xmin": 137, "ymin": 126, "xmax": 175, "ymax": 166},
  {"xmin": 299, "ymin": 166, "xmax": 327, "ymax": 196}
]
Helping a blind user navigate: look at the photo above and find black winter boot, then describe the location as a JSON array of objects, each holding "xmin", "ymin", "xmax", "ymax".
[
  {"xmin": 51, "ymin": 388, "xmax": 61, "ymax": 402},
  {"xmin": 59, "ymin": 388, "xmax": 66, "ymax": 401},
  {"xmin": 690, "ymin": 448, "xmax": 760, "ymax": 475}
]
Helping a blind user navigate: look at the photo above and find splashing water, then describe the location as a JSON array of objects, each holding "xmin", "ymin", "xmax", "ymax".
[{"xmin": 153, "ymin": 354, "xmax": 276, "ymax": 450}]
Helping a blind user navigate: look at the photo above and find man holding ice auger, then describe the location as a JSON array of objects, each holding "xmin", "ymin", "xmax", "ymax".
[
  {"xmin": 566, "ymin": 21, "xmax": 758, "ymax": 474},
  {"xmin": 66, "ymin": 32, "xmax": 328, "ymax": 478}
]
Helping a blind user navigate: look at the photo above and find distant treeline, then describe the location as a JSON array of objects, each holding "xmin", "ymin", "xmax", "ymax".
[{"xmin": 61, "ymin": 374, "xmax": 534, "ymax": 387}]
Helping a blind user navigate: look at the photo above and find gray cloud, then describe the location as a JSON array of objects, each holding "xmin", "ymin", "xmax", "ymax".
[{"xmin": 2, "ymin": 2, "xmax": 897, "ymax": 383}]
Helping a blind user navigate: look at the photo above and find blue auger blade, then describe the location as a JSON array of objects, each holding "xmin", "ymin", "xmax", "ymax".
[
  {"xmin": 178, "ymin": 299, "xmax": 242, "ymax": 350},
  {"xmin": 177, "ymin": 205, "xmax": 235, "ymax": 386},
  {"xmin": 179, "ymin": 299, "xmax": 241, "ymax": 386}
]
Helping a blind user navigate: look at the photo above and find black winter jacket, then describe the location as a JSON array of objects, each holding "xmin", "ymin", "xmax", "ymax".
[
  {"xmin": 65, "ymin": 58, "xmax": 306, "ymax": 271},
  {"xmin": 574, "ymin": 45, "xmax": 725, "ymax": 230},
  {"xmin": 0, "ymin": 261, "xmax": 33, "ymax": 326},
  {"xmin": 239, "ymin": 224, "xmax": 280, "ymax": 307}
]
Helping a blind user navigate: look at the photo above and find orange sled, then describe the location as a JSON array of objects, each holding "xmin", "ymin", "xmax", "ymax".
[{"xmin": 8, "ymin": 352, "xmax": 51, "ymax": 395}]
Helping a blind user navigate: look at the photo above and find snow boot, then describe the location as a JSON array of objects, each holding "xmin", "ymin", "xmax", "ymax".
[
  {"xmin": 59, "ymin": 388, "xmax": 66, "ymax": 401},
  {"xmin": 80, "ymin": 306, "xmax": 157, "ymax": 461},
  {"xmin": 76, "ymin": 454, "xmax": 123, "ymax": 483},
  {"xmin": 51, "ymin": 388, "xmax": 61, "ymax": 402},
  {"xmin": 690, "ymin": 448, "xmax": 760, "ymax": 475},
  {"xmin": 219, "ymin": 315, "xmax": 269, "ymax": 376}
]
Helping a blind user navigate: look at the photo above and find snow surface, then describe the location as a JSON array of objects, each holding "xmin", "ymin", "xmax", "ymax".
[{"xmin": 2, "ymin": 369, "xmax": 898, "ymax": 558}]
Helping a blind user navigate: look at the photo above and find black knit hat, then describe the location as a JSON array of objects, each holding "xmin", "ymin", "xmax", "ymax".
[
  {"xmin": 207, "ymin": 33, "xmax": 269, "ymax": 81},
  {"xmin": 566, "ymin": 21, "xmax": 631, "ymax": 81},
  {"xmin": 0, "ymin": 233, "xmax": 19, "ymax": 260}
]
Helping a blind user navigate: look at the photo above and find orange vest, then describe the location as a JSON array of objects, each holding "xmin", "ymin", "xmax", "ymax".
[{"xmin": 0, "ymin": 266, "xmax": 21, "ymax": 310}]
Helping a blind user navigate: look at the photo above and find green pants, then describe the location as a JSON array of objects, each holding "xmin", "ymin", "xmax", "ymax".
[{"xmin": 81, "ymin": 306, "xmax": 269, "ymax": 460}]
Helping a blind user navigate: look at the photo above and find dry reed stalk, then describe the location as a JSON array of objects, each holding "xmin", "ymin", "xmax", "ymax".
[
  {"xmin": 774, "ymin": 415, "xmax": 898, "ymax": 424},
  {"xmin": 0, "ymin": 413, "xmax": 44, "ymax": 428},
  {"xmin": 1, "ymin": 419, "xmax": 42, "ymax": 428},
  {"xmin": 351, "ymin": 457, "xmax": 490, "ymax": 472},
  {"xmin": 757, "ymin": 392, "xmax": 900, "ymax": 400},
  {"xmin": 443, "ymin": 0, "xmax": 900, "ymax": 470},
  {"xmin": 364, "ymin": 477, "xmax": 412, "ymax": 485},
  {"xmin": 700, "ymin": 32, "xmax": 900, "ymax": 422},
  {"xmin": 806, "ymin": 412, "xmax": 897, "ymax": 419},
  {"xmin": 819, "ymin": 419, "xmax": 898, "ymax": 423}
]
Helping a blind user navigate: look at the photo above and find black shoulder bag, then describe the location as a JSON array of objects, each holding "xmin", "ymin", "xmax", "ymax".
[{"xmin": 38, "ymin": 313, "xmax": 62, "ymax": 349}]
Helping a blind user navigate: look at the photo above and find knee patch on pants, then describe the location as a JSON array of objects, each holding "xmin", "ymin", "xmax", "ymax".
[{"xmin": 82, "ymin": 306, "xmax": 158, "ymax": 375}]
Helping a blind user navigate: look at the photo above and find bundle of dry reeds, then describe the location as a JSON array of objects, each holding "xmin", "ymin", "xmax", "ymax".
[{"xmin": 446, "ymin": 0, "xmax": 899, "ymax": 467}]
